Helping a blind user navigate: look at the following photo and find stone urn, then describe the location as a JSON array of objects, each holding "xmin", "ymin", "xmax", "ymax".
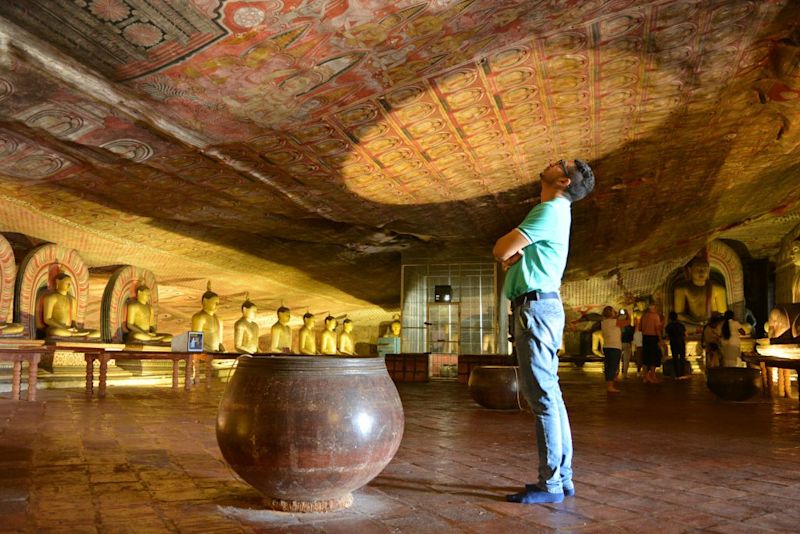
[
  {"xmin": 706, "ymin": 367, "xmax": 761, "ymax": 401},
  {"xmin": 216, "ymin": 355, "xmax": 404, "ymax": 512},
  {"xmin": 468, "ymin": 365, "xmax": 527, "ymax": 410}
]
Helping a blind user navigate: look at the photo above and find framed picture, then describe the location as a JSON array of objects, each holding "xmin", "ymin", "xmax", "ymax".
[{"xmin": 187, "ymin": 331, "xmax": 204, "ymax": 352}]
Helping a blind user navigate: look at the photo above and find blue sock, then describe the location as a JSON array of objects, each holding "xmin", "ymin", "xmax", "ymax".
[
  {"xmin": 507, "ymin": 487, "xmax": 564, "ymax": 504},
  {"xmin": 527, "ymin": 483, "xmax": 575, "ymax": 497}
]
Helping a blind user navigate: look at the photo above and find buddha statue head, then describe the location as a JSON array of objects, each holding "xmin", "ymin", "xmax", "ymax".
[
  {"xmin": 324, "ymin": 315, "xmax": 337, "ymax": 331},
  {"xmin": 303, "ymin": 311, "xmax": 315, "ymax": 328},
  {"xmin": 389, "ymin": 319, "xmax": 401, "ymax": 337},
  {"xmin": 768, "ymin": 307, "xmax": 791, "ymax": 339},
  {"xmin": 277, "ymin": 306, "xmax": 291, "ymax": 325},
  {"xmin": 201, "ymin": 282, "xmax": 219, "ymax": 314},
  {"xmin": 135, "ymin": 284, "xmax": 151, "ymax": 304},
  {"xmin": 241, "ymin": 294, "xmax": 257, "ymax": 321},
  {"xmin": 342, "ymin": 318, "xmax": 353, "ymax": 333},
  {"xmin": 790, "ymin": 238, "xmax": 800, "ymax": 267},
  {"xmin": 54, "ymin": 272, "xmax": 73, "ymax": 294},
  {"xmin": 685, "ymin": 256, "xmax": 711, "ymax": 287}
]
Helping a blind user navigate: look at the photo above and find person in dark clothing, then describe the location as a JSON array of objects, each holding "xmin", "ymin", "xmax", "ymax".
[{"xmin": 665, "ymin": 311, "xmax": 688, "ymax": 379}]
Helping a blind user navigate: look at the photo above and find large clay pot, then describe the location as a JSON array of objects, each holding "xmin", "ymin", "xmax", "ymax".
[
  {"xmin": 216, "ymin": 355, "xmax": 404, "ymax": 512},
  {"xmin": 468, "ymin": 365, "xmax": 526, "ymax": 410},
  {"xmin": 706, "ymin": 367, "xmax": 761, "ymax": 401}
]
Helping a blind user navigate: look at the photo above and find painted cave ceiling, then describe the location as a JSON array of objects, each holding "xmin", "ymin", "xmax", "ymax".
[{"xmin": 0, "ymin": 0, "xmax": 800, "ymax": 327}]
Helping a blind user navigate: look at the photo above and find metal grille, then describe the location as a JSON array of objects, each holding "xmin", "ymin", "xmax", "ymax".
[{"xmin": 400, "ymin": 262, "xmax": 496, "ymax": 356}]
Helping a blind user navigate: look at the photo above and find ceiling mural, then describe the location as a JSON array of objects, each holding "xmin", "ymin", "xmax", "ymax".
[{"xmin": 0, "ymin": 0, "xmax": 799, "ymax": 331}]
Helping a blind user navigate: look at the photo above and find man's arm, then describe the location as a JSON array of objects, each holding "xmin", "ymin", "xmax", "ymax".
[{"xmin": 493, "ymin": 229, "xmax": 530, "ymax": 263}]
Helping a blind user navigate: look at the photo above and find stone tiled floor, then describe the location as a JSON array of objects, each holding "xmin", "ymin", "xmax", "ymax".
[{"xmin": 2, "ymin": 366, "xmax": 800, "ymax": 533}]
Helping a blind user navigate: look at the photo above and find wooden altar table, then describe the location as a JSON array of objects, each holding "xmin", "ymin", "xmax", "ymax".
[
  {"xmin": 741, "ymin": 352, "xmax": 800, "ymax": 407},
  {"xmin": 84, "ymin": 350, "xmax": 195, "ymax": 398},
  {"xmin": 0, "ymin": 340, "xmax": 47, "ymax": 401}
]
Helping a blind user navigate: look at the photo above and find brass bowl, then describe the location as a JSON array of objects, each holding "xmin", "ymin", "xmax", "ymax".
[{"xmin": 706, "ymin": 367, "xmax": 761, "ymax": 402}]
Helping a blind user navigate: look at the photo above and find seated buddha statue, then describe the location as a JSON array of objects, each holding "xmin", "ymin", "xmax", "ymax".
[
  {"xmin": 767, "ymin": 304, "xmax": 800, "ymax": 342},
  {"xmin": 41, "ymin": 272, "xmax": 100, "ymax": 339},
  {"xmin": 791, "ymin": 238, "xmax": 800, "ymax": 302},
  {"xmin": 320, "ymin": 315, "xmax": 338, "ymax": 355},
  {"xmin": 767, "ymin": 307, "xmax": 791, "ymax": 342},
  {"xmin": 234, "ymin": 294, "xmax": 259, "ymax": 354},
  {"xmin": 269, "ymin": 306, "xmax": 292, "ymax": 353},
  {"xmin": 0, "ymin": 321, "xmax": 24, "ymax": 336},
  {"xmin": 124, "ymin": 284, "xmax": 172, "ymax": 344},
  {"xmin": 791, "ymin": 237, "xmax": 800, "ymax": 267},
  {"xmin": 337, "ymin": 318, "xmax": 355, "ymax": 355},
  {"xmin": 673, "ymin": 256, "xmax": 727, "ymax": 326},
  {"xmin": 298, "ymin": 312, "xmax": 317, "ymax": 355},
  {"xmin": 387, "ymin": 319, "xmax": 401, "ymax": 338},
  {"xmin": 191, "ymin": 282, "xmax": 225, "ymax": 352}
]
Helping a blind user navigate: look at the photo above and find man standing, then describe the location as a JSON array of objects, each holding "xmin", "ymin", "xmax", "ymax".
[
  {"xmin": 639, "ymin": 302, "xmax": 663, "ymax": 383},
  {"xmin": 493, "ymin": 159, "xmax": 595, "ymax": 504},
  {"xmin": 665, "ymin": 311, "xmax": 688, "ymax": 379}
]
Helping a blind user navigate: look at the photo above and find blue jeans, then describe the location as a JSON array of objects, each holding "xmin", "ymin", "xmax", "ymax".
[{"xmin": 513, "ymin": 298, "xmax": 572, "ymax": 494}]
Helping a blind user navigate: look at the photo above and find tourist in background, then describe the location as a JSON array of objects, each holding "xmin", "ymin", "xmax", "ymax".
[
  {"xmin": 633, "ymin": 328, "xmax": 643, "ymax": 377},
  {"xmin": 620, "ymin": 311, "xmax": 634, "ymax": 379},
  {"xmin": 600, "ymin": 306, "xmax": 625, "ymax": 393},
  {"xmin": 720, "ymin": 310, "xmax": 746, "ymax": 367},
  {"xmin": 702, "ymin": 313, "xmax": 723, "ymax": 368},
  {"xmin": 665, "ymin": 311, "xmax": 688, "ymax": 379},
  {"xmin": 639, "ymin": 302, "xmax": 663, "ymax": 383}
]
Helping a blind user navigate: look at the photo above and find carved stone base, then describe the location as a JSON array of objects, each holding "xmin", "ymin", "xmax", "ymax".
[{"xmin": 265, "ymin": 493, "xmax": 353, "ymax": 513}]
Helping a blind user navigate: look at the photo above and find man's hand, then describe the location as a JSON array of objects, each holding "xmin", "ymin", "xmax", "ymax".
[{"xmin": 501, "ymin": 253, "xmax": 522, "ymax": 271}]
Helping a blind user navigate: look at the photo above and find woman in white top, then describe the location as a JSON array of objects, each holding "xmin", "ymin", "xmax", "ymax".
[
  {"xmin": 600, "ymin": 306, "xmax": 625, "ymax": 393},
  {"xmin": 720, "ymin": 310, "xmax": 746, "ymax": 367}
]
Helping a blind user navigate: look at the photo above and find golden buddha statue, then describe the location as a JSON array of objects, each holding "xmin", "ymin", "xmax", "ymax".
[
  {"xmin": 124, "ymin": 284, "xmax": 172, "ymax": 344},
  {"xmin": 41, "ymin": 272, "xmax": 100, "ymax": 339},
  {"xmin": 0, "ymin": 321, "xmax": 24, "ymax": 336},
  {"xmin": 234, "ymin": 294, "xmax": 259, "ymax": 354},
  {"xmin": 673, "ymin": 256, "xmax": 727, "ymax": 325},
  {"xmin": 337, "ymin": 318, "xmax": 355, "ymax": 355},
  {"xmin": 591, "ymin": 326, "xmax": 604, "ymax": 358},
  {"xmin": 320, "ymin": 315, "xmax": 338, "ymax": 355},
  {"xmin": 191, "ymin": 282, "xmax": 225, "ymax": 352},
  {"xmin": 387, "ymin": 319, "xmax": 401, "ymax": 338},
  {"xmin": 298, "ymin": 312, "xmax": 316, "ymax": 355},
  {"xmin": 269, "ymin": 306, "xmax": 292, "ymax": 353},
  {"xmin": 790, "ymin": 238, "xmax": 800, "ymax": 267}
]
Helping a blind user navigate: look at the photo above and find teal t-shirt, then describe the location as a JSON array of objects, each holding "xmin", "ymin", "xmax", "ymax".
[{"xmin": 502, "ymin": 196, "xmax": 571, "ymax": 300}]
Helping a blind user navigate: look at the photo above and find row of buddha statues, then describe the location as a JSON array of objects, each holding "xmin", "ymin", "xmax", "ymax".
[
  {"xmin": 132, "ymin": 282, "xmax": 367, "ymax": 355},
  {"xmin": 192, "ymin": 285, "xmax": 359, "ymax": 355},
  {"xmin": 0, "ymin": 266, "xmax": 404, "ymax": 356}
]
